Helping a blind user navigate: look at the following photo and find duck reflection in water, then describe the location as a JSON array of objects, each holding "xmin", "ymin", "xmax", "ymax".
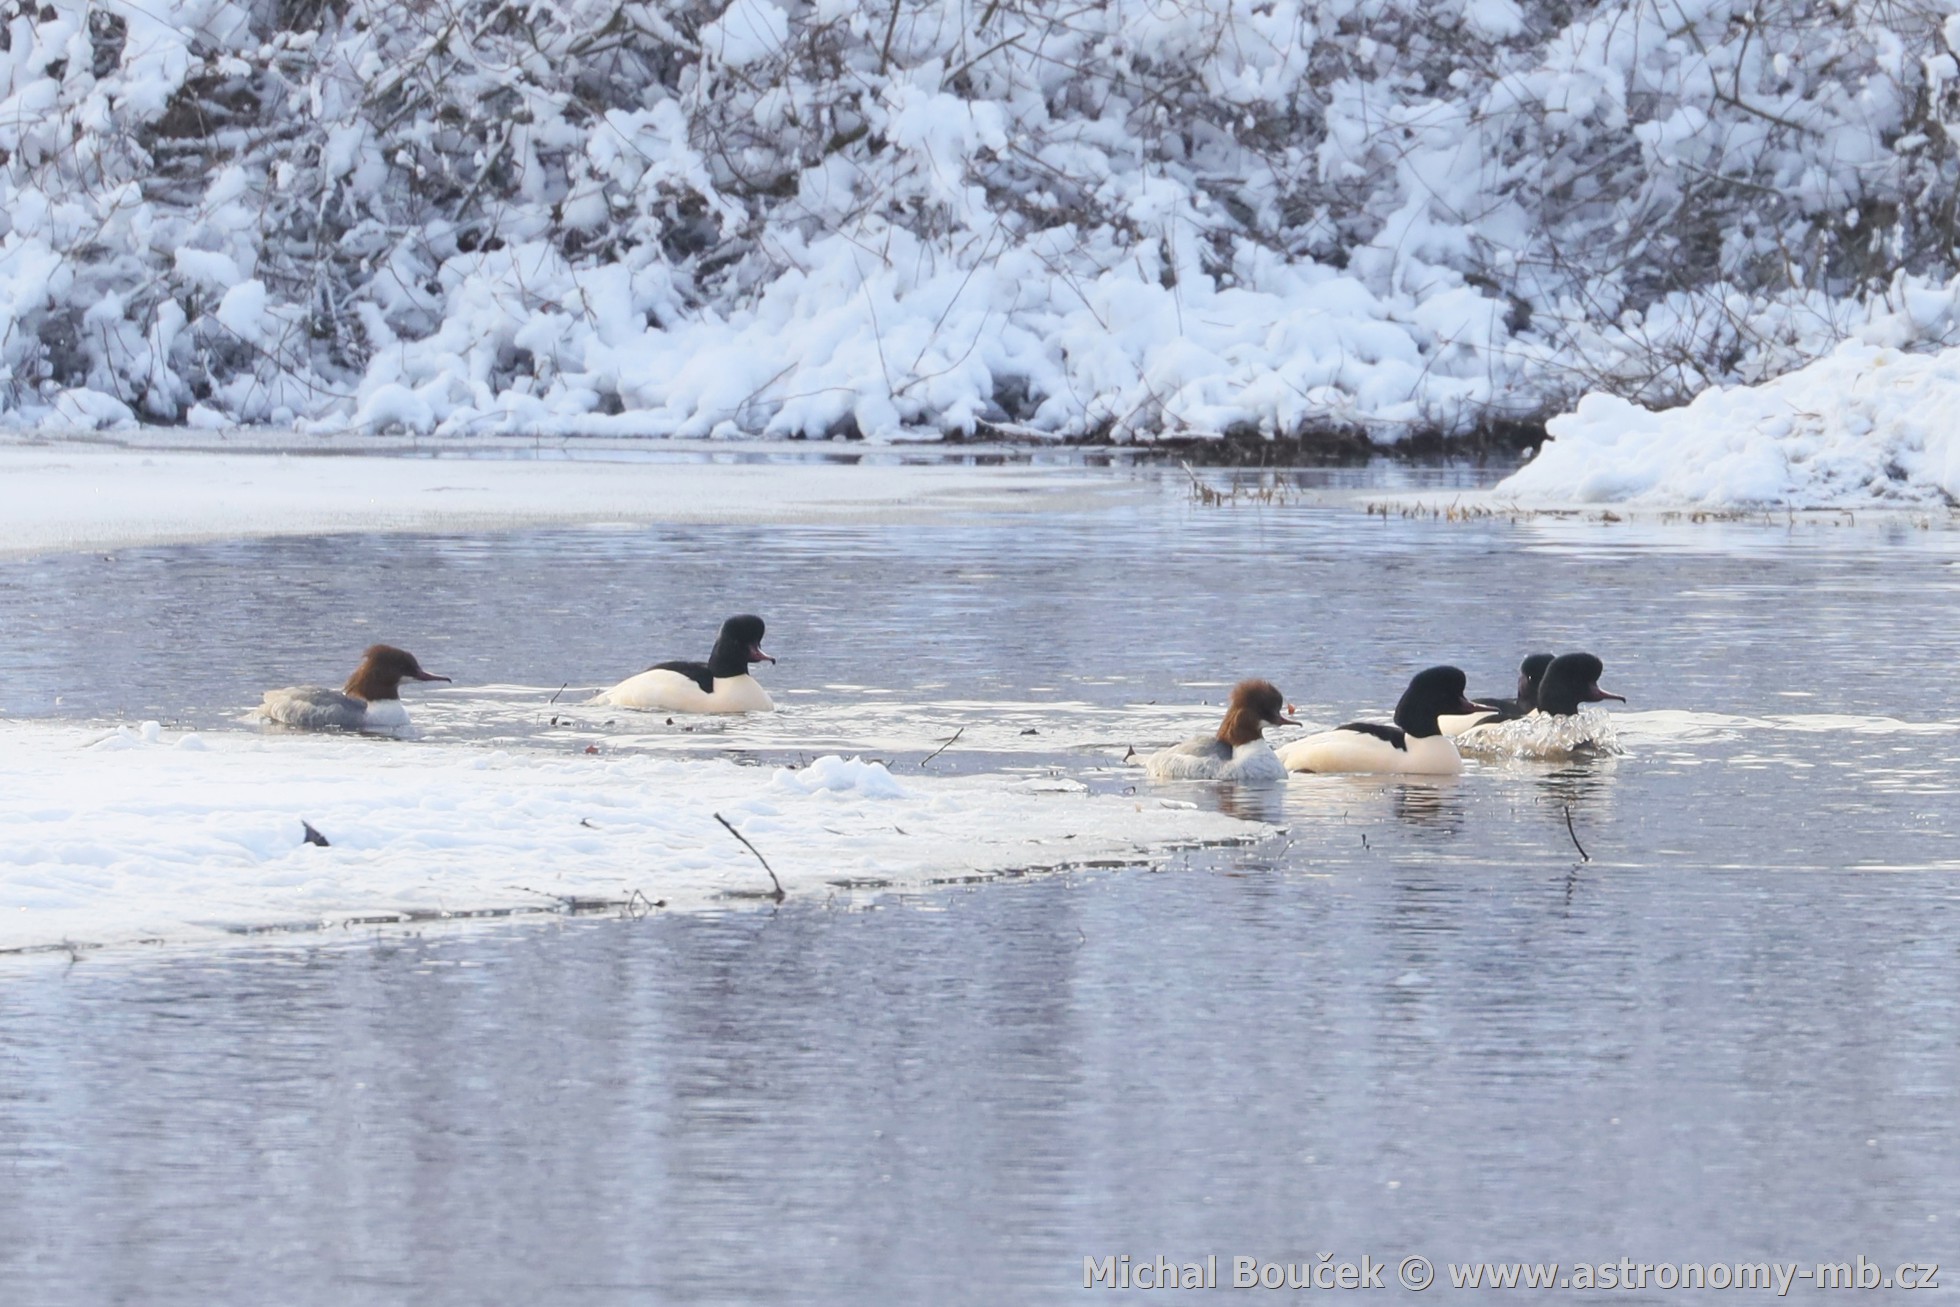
[
  {"xmin": 1213, "ymin": 782, "xmax": 1292, "ymax": 827},
  {"xmin": 1267, "ymin": 771, "xmax": 1467, "ymax": 835},
  {"xmin": 1538, "ymin": 757, "xmax": 1618, "ymax": 810},
  {"xmin": 1389, "ymin": 780, "xmax": 1467, "ymax": 833}
]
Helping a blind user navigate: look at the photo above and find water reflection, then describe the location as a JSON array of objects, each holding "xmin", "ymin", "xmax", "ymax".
[
  {"xmin": 1534, "ymin": 755, "xmax": 1618, "ymax": 803},
  {"xmin": 1386, "ymin": 782, "xmax": 1467, "ymax": 832}
]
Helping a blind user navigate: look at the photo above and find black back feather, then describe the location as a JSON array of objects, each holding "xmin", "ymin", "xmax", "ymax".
[
  {"xmin": 1337, "ymin": 721, "xmax": 1408, "ymax": 750},
  {"xmin": 649, "ymin": 660, "xmax": 715, "ymax": 694}
]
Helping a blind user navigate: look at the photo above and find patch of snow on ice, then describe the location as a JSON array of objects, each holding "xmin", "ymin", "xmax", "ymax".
[
  {"xmin": 0, "ymin": 444, "xmax": 1124, "ymax": 557},
  {"xmin": 0, "ymin": 722, "xmax": 1267, "ymax": 954},
  {"xmin": 770, "ymin": 755, "xmax": 911, "ymax": 799}
]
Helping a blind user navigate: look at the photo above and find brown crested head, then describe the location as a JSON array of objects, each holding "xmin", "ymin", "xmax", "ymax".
[
  {"xmin": 1216, "ymin": 678, "xmax": 1297, "ymax": 747},
  {"xmin": 344, "ymin": 644, "xmax": 450, "ymax": 701}
]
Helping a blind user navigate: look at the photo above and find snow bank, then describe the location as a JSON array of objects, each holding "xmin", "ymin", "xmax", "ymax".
[
  {"xmin": 0, "ymin": 721, "xmax": 1267, "ymax": 954},
  {"xmin": 1498, "ymin": 342, "xmax": 1960, "ymax": 508},
  {"xmin": 0, "ymin": 442, "xmax": 1129, "ymax": 556},
  {"xmin": 4, "ymin": 0, "xmax": 1958, "ymax": 442}
]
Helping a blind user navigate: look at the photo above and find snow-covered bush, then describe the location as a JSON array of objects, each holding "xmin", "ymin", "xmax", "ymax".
[{"xmin": 3, "ymin": 0, "xmax": 1960, "ymax": 440}]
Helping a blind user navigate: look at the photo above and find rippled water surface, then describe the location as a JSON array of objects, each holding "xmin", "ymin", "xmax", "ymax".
[{"xmin": 3, "ymin": 460, "xmax": 1960, "ymax": 1304}]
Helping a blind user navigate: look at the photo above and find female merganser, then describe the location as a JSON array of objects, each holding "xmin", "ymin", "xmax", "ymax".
[
  {"xmin": 1441, "ymin": 652, "xmax": 1554, "ymax": 736},
  {"xmin": 594, "ymin": 614, "xmax": 776, "ymax": 713},
  {"xmin": 257, "ymin": 645, "xmax": 449, "ymax": 732},
  {"xmin": 1141, "ymin": 679, "xmax": 1297, "ymax": 781},
  {"xmin": 1532, "ymin": 652, "xmax": 1625, "ymax": 716},
  {"xmin": 1276, "ymin": 666, "xmax": 1479, "ymax": 775}
]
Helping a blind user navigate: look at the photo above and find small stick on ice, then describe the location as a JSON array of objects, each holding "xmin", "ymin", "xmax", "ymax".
[
  {"xmin": 547, "ymin": 682, "xmax": 568, "ymax": 705},
  {"xmin": 1564, "ymin": 805, "xmax": 1590, "ymax": 863},
  {"xmin": 919, "ymin": 726, "xmax": 964, "ymax": 768},
  {"xmin": 714, "ymin": 812, "xmax": 785, "ymax": 902}
]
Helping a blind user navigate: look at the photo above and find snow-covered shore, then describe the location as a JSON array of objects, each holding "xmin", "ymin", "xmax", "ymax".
[
  {"xmin": 0, "ymin": 439, "xmax": 1133, "ymax": 556},
  {"xmin": 6, "ymin": 0, "xmax": 1960, "ymax": 445},
  {"xmin": 1497, "ymin": 342, "xmax": 1960, "ymax": 510},
  {"xmin": 0, "ymin": 720, "xmax": 1265, "ymax": 955}
]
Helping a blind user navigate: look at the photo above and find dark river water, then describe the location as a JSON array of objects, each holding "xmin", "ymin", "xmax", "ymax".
[{"xmin": 2, "ymin": 459, "xmax": 1958, "ymax": 1303}]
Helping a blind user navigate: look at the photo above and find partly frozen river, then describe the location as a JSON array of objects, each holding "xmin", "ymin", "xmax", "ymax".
[{"xmin": 2, "ymin": 457, "xmax": 1958, "ymax": 1303}]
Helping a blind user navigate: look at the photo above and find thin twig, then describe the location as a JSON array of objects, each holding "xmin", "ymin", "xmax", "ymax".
[
  {"xmin": 1564, "ymin": 805, "xmax": 1590, "ymax": 863},
  {"xmin": 547, "ymin": 682, "xmax": 569, "ymax": 705},
  {"xmin": 919, "ymin": 726, "xmax": 964, "ymax": 767},
  {"xmin": 877, "ymin": 0, "xmax": 903, "ymax": 75},
  {"xmin": 715, "ymin": 812, "xmax": 785, "ymax": 901}
]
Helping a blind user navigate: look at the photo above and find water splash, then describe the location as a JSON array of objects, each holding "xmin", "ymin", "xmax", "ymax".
[{"xmin": 1458, "ymin": 707, "xmax": 1623, "ymax": 760}]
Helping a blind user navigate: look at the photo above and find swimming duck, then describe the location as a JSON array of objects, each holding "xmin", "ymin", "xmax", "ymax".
[
  {"xmin": 1441, "ymin": 651, "xmax": 1555, "ymax": 736},
  {"xmin": 1276, "ymin": 666, "xmax": 1479, "ymax": 775},
  {"xmin": 1452, "ymin": 652, "xmax": 1626, "ymax": 758},
  {"xmin": 1141, "ymin": 679, "xmax": 1297, "ymax": 781},
  {"xmin": 594, "ymin": 614, "xmax": 776, "ymax": 713},
  {"xmin": 257, "ymin": 645, "xmax": 449, "ymax": 732},
  {"xmin": 1532, "ymin": 652, "xmax": 1625, "ymax": 716}
]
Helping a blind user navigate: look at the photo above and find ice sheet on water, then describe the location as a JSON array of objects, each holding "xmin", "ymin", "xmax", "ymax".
[{"xmin": 0, "ymin": 720, "xmax": 1269, "ymax": 956}]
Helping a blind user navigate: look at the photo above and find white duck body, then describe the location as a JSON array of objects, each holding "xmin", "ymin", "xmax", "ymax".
[
  {"xmin": 1278, "ymin": 665, "xmax": 1478, "ymax": 777},
  {"xmin": 1276, "ymin": 725, "xmax": 1462, "ymax": 776},
  {"xmin": 594, "ymin": 614, "xmax": 778, "ymax": 715},
  {"xmin": 1437, "ymin": 709, "xmax": 1500, "ymax": 738},
  {"xmin": 1143, "ymin": 735, "xmax": 1286, "ymax": 782},
  {"xmin": 595, "ymin": 669, "xmax": 775, "ymax": 714}
]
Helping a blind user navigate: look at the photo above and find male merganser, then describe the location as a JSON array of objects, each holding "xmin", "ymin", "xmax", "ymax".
[
  {"xmin": 1452, "ymin": 652, "xmax": 1625, "ymax": 758},
  {"xmin": 1141, "ymin": 679, "xmax": 1297, "ymax": 781},
  {"xmin": 1532, "ymin": 652, "xmax": 1625, "ymax": 716},
  {"xmin": 257, "ymin": 645, "xmax": 449, "ymax": 732},
  {"xmin": 594, "ymin": 614, "xmax": 776, "ymax": 713},
  {"xmin": 1276, "ymin": 666, "xmax": 1479, "ymax": 775},
  {"xmin": 1441, "ymin": 652, "xmax": 1555, "ymax": 736}
]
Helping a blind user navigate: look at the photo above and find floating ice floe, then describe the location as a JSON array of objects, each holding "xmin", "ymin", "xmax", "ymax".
[
  {"xmin": 0, "ymin": 442, "xmax": 1131, "ymax": 557},
  {"xmin": 0, "ymin": 721, "xmax": 1269, "ymax": 955}
]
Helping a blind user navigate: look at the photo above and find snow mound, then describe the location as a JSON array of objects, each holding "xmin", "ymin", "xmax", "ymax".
[
  {"xmin": 769, "ymin": 755, "xmax": 910, "ymax": 799},
  {"xmin": 0, "ymin": 722, "xmax": 1268, "ymax": 955},
  {"xmin": 1499, "ymin": 343, "xmax": 1960, "ymax": 509}
]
